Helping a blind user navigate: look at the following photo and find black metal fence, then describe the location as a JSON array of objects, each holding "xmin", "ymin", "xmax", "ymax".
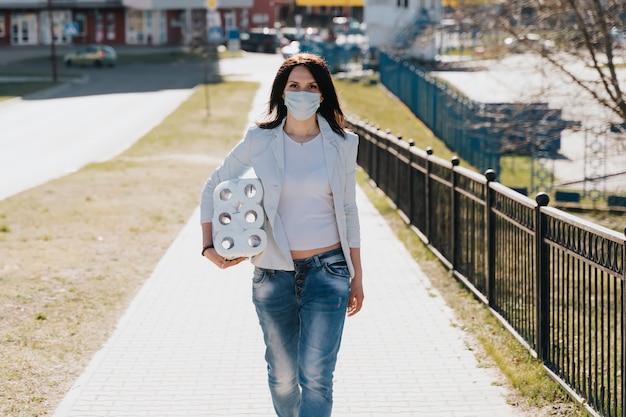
[{"xmin": 347, "ymin": 115, "xmax": 626, "ymax": 417}]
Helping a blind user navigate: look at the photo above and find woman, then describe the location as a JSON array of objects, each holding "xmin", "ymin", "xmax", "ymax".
[{"xmin": 200, "ymin": 53, "xmax": 364, "ymax": 417}]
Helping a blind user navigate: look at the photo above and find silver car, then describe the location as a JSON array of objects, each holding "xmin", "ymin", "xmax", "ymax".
[{"xmin": 64, "ymin": 45, "xmax": 117, "ymax": 67}]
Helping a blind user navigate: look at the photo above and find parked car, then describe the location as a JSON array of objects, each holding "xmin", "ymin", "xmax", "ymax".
[
  {"xmin": 239, "ymin": 29, "xmax": 283, "ymax": 54},
  {"xmin": 64, "ymin": 45, "xmax": 117, "ymax": 67},
  {"xmin": 281, "ymin": 41, "xmax": 301, "ymax": 59}
]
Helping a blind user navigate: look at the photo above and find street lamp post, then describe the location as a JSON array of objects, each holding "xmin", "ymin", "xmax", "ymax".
[{"xmin": 48, "ymin": 0, "xmax": 58, "ymax": 83}]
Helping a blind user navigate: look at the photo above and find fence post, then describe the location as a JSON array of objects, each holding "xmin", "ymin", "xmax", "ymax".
[
  {"xmin": 535, "ymin": 192, "xmax": 550, "ymax": 361},
  {"xmin": 408, "ymin": 139, "xmax": 414, "ymax": 223},
  {"xmin": 425, "ymin": 146, "xmax": 433, "ymax": 242},
  {"xmin": 484, "ymin": 169, "xmax": 497, "ymax": 306},
  {"xmin": 622, "ymin": 226, "xmax": 626, "ymax": 417},
  {"xmin": 382, "ymin": 129, "xmax": 392, "ymax": 194},
  {"xmin": 450, "ymin": 156, "xmax": 460, "ymax": 271},
  {"xmin": 395, "ymin": 134, "xmax": 402, "ymax": 204},
  {"xmin": 374, "ymin": 126, "xmax": 381, "ymax": 184}
]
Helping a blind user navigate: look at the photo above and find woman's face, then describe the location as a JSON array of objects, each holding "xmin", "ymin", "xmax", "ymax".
[{"xmin": 284, "ymin": 65, "xmax": 321, "ymax": 99}]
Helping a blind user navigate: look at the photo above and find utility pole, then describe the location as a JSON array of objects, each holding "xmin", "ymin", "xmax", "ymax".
[{"xmin": 48, "ymin": 0, "xmax": 58, "ymax": 82}]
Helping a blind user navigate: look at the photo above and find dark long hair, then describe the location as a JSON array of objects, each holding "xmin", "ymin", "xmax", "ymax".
[{"xmin": 258, "ymin": 53, "xmax": 346, "ymax": 137}]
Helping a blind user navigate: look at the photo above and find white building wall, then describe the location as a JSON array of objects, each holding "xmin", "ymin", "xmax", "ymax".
[
  {"xmin": 364, "ymin": 0, "xmax": 442, "ymax": 50},
  {"xmin": 364, "ymin": 0, "xmax": 413, "ymax": 49},
  {"xmin": 39, "ymin": 9, "xmax": 72, "ymax": 45},
  {"xmin": 125, "ymin": 9, "xmax": 166, "ymax": 44}
]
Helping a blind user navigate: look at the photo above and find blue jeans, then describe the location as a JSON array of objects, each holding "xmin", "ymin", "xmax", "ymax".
[{"xmin": 252, "ymin": 247, "xmax": 351, "ymax": 417}]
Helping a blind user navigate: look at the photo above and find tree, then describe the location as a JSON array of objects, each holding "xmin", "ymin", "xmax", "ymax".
[{"xmin": 498, "ymin": 0, "xmax": 626, "ymax": 126}]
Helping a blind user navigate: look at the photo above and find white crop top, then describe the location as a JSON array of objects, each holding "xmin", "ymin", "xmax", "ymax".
[{"xmin": 278, "ymin": 131, "xmax": 340, "ymax": 251}]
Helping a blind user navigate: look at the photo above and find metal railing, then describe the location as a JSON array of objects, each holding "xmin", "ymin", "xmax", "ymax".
[
  {"xmin": 377, "ymin": 52, "xmax": 579, "ymax": 175},
  {"xmin": 347, "ymin": 115, "xmax": 626, "ymax": 417}
]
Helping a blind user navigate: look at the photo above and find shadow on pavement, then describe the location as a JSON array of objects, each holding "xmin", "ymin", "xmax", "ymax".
[{"xmin": 1, "ymin": 45, "xmax": 221, "ymax": 100}]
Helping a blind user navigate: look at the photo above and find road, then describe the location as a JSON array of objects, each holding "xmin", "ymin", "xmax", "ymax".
[{"xmin": 0, "ymin": 51, "xmax": 283, "ymax": 201}]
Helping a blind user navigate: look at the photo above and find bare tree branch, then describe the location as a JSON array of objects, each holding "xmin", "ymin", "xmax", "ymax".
[{"xmin": 494, "ymin": 0, "xmax": 626, "ymax": 124}]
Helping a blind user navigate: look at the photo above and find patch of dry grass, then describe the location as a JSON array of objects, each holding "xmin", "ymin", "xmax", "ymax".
[{"xmin": 0, "ymin": 81, "xmax": 258, "ymax": 416}]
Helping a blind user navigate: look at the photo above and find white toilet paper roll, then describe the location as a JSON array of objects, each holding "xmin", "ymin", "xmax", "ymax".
[
  {"xmin": 243, "ymin": 228, "xmax": 267, "ymax": 254},
  {"xmin": 214, "ymin": 231, "xmax": 236, "ymax": 256},
  {"xmin": 213, "ymin": 181, "xmax": 238, "ymax": 205},
  {"xmin": 237, "ymin": 178, "xmax": 263, "ymax": 204},
  {"xmin": 214, "ymin": 209, "xmax": 235, "ymax": 229},
  {"xmin": 214, "ymin": 229, "xmax": 267, "ymax": 259},
  {"xmin": 237, "ymin": 203, "xmax": 265, "ymax": 229}
]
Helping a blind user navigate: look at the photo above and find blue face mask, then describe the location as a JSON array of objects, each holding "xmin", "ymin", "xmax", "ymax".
[{"xmin": 284, "ymin": 91, "xmax": 321, "ymax": 121}]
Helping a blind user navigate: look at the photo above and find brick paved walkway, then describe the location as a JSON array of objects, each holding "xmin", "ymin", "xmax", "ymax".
[{"xmin": 51, "ymin": 185, "xmax": 526, "ymax": 417}]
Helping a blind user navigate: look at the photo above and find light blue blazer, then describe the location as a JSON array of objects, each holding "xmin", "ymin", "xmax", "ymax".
[{"xmin": 201, "ymin": 115, "xmax": 361, "ymax": 277}]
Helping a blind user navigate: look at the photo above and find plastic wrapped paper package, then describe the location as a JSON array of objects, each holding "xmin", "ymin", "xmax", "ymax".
[{"xmin": 212, "ymin": 178, "xmax": 266, "ymax": 259}]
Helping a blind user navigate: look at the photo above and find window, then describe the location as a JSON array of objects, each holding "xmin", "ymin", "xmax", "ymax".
[
  {"xmin": 145, "ymin": 11, "xmax": 153, "ymax": 44},
  {"xmin": 95, "ymin": 11, "xmax": 103, "ymax": 42},
  {"xmin": 129, "ymin": 10, "xmax": 140, "ymax": 31},
  {"xmin": 129, "ymin": 10, "xmax": 143, "ymax": 41},
  {"xmin": 159, "ymin": 11, "xmax": 166, "ymax": 43},
  {"xmin": 76, "ymin": 13, "xmax": 86, "ymax": 36},
  {"xmin": 0, "ymin": 14, "xmax": 4, "ymax": 38},
  {"xmin": 107, "ymin": 12, "xmax": 115, "ymax": 40},
  {"xmin": 11, "ymin": 15, "xmax": 18, "ymax": 43}
]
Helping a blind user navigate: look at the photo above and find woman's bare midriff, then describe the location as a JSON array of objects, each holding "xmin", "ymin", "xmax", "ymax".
[{"xmin": 291, "ymin": 242, "xmax": 341, "ymax": 261}]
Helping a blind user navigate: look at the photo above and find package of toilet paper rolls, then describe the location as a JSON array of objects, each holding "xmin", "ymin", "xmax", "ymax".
[{"xmin": 212, "ymin": 178, "xmax": 267, "ymax": 260}]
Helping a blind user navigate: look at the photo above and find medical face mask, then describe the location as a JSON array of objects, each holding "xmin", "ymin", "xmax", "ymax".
[{"xmin": 284, "ymin": 91, "xmax": 321, "ymax": 121}]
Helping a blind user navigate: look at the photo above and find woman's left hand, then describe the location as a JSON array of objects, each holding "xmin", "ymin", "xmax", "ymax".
[{"xmin": 347, "ymin": 273, "xmax": 364, "ymax": 316}]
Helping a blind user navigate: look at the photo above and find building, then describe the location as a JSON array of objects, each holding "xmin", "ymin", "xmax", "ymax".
[
  {"xmin": 364, "ymin": 0, "xmax": 443, "ymax": 61},
  {"xmin": 277, "ymin": 0, "xmax": 363, "ymax": 28},
  {"xmin": 0, "ymin": 0, "xmax": 266, "ymax": 47}
]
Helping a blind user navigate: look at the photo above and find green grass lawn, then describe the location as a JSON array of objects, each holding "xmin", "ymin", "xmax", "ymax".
[{"xmin": 336, "ymin": 78, "xmax": 459, "ymax": 161}]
